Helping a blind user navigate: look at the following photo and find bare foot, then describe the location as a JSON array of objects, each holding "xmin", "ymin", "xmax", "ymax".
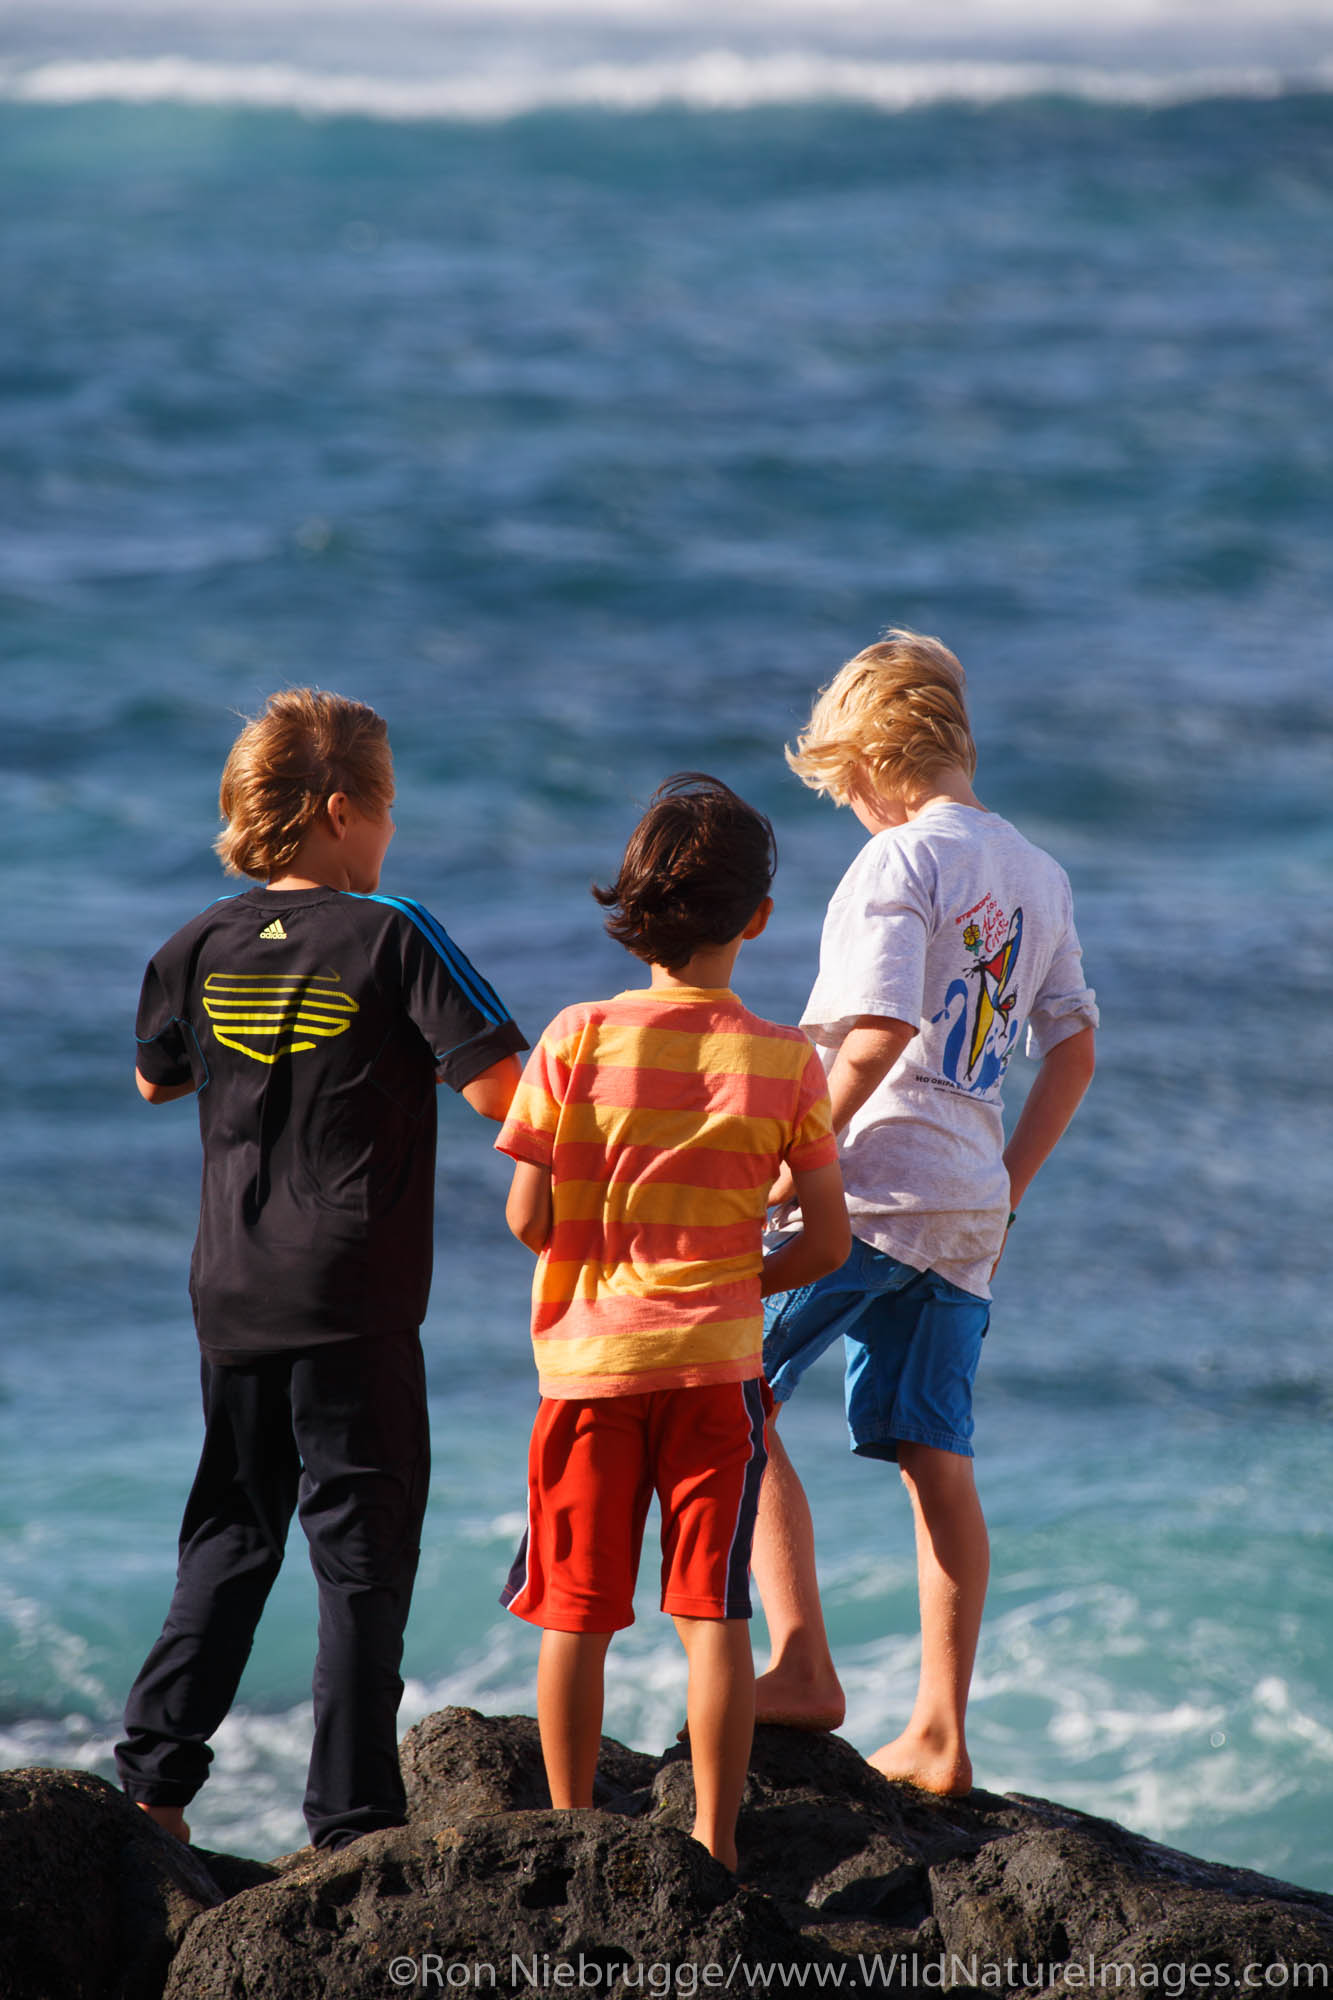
[
  {"xmin": 753, "ymin": 1666, "xmax": 846, "ymax": 1732},
  {"xmin": 137, "ymin": 1801, "xmax": 192, "ymax": 1844},
  {"xmin": 866, "ymin": 1731, "xmax": 972, "ymax": 1797}
]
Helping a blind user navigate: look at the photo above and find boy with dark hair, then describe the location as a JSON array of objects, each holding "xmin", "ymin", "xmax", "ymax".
[
  {"xmin": 117, "ymin": 688, "xmax": 526, "ymax": 1851},
  {"xmin": 496, "ymin": 773, "xmax": 850, "ymax": 1873}
]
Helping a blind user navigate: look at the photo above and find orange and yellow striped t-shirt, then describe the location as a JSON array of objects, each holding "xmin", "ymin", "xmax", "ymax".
[{"xmin": 495, "ymin": 985, "xmax": 837, "ymax": 1399}]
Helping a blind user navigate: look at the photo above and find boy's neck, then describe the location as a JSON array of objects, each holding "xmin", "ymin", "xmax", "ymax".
[
  {"xmin": 264, "ymin": 790, "xmax": 394, "ymax": 895},
  {"xmin": 267, "ymin": 832, "xmax": 352, "ymax": 893},
  {"xmin": 648, "ymin": 941, "xmax": 743, "ymax": 995},
  {"xmin": 266, "ymin": 864, "xmax": 352, "ymax": 892},
  {"xmin": 905, "ymin": 769, "xmax": 983, "ymax": 820},
  {"xmin": 644, "ymin": 896, "xmax": 772, "ymax": 994},
  {"xmin": 853, "ymin": 765, "xmax": 983, "ymax": 834}
]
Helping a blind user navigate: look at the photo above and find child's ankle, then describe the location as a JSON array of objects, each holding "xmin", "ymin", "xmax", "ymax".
[
  {"xmin": 136, "ymin": 1800, "xmax": 192, "ymax": 1843},
  {"xmin": 692, "ymin": 1825, "xmax": 739, "ymax": 1874}
]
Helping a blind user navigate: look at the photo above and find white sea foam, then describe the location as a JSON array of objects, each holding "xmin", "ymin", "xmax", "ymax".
[
  {"xmin": 3, "ymin": 50, "xmax": 1328, "ymax": 120},
  {"xmin": 0, "ymin": 1584, "xmax": 113, "ymax": 1713},
  {"xmin": 2, "ymin": 1605, "xmax": 1327, "ymax": 1873}
]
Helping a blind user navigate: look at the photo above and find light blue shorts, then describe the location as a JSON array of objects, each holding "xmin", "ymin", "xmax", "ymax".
[{"xmin": 762, "ymin": 1236, "xmax": 990, "ymax": 1462}]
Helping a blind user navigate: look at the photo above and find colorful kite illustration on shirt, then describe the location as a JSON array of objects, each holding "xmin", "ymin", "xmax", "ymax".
[
  {"xmin": 932, "ymin": 900, "xmax": 1025, "ymax": 1094},
  {"xmin": 963, "ymin": 907, "xmax": 1023, "ymax": 1079}
]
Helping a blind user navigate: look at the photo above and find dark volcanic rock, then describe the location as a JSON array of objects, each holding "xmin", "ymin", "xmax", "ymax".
[
  {"xmin": 0, "ymin": 1765, "xmax": 225, "ymax": 2000},
  {"xmin": 926, "ymin": 1791, "xmax": 1333, "ymax": 1983},
  {"xmin": 4, "ymin": 1712, "xmax": 1331, "ymax": 2000},
  {"xmin": 399, "ymin": 1704, "xmax": 658, "ymax": 1820},
  {"xmin": 655, "ymin": 1725, "xmax": 987, "ymax": 1925},
  {"xmin": 161, "ymin": 1811, "xmax": 832, "ymax": 1999}
]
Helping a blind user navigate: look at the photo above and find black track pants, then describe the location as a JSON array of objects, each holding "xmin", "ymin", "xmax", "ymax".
[{"xmin": 115, "ymin": 1331, "xmax": 430, "ymax": 1849}]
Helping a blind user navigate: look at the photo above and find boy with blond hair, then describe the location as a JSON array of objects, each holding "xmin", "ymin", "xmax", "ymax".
[
  {"xmin": 117, "ymin": 689, "xmax": 526, "ymax": 1850},
  {"xmin": 497, "ymin": 774, "xmax": 849, "ymax": 1873},
  {"xmin": 754, "ymin": 632, "xmax": 1098, "ymax": 1796}
]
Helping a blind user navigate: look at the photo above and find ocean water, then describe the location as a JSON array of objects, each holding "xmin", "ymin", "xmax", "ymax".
[{"xmin": 2, "ymin": 0, "xmax": 1331, "ymax": 1891}]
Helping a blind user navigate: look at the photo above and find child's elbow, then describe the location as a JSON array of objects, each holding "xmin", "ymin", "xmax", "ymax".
[
  {"xmin": 506, "ymin": 1207, "xmax": 550, "ymax": 1254},
  {"xmin": 462, "ymin": 1055, "xmax": 522, "ymax": 1122}
]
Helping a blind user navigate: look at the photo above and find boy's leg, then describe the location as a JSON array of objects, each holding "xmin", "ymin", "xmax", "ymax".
[
  {"xmin": 291, "ymin": 1330, "xmax": 430, "ymax": 1849},
  {"xmin": 672, "ymin": 1616, "xmax": 755, "ymax": 1874},
  {"xmin": 866, "ymin": 1441, "xmax": 988, "ymax": 1797},
  {"xmin": 843, "ymin": 1270, "xmax": 989, "ymax": 1795},
  {"xmin": 116, "ymin": 1355, "xmax": 299, "ymax": 1826},
  {"xmin": 503, "ymin": 1396, "xmax": 654, "ymax": 1818},
  {"xmin": 655, "ymin": 1379, "xmax": 767, "ymax": 1869},
  {"xmin": 536, "ymin": 1629, "xmax": 615, "ymax": 1807},
  {"xmin": 754, "ymin": 1243, "xmax": 911, "ymax": 1730},
  {"xmin": 749, "ymin": 1410, "xmax": 845, "ymax": 1730}
]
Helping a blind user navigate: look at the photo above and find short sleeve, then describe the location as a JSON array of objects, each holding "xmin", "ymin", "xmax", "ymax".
[
  {"xmin": 1025, "ymin": 881, "xmax": 1100, "ymax": 1059},
  {"xmin": 784, "ymin": 1039, "xmax": 839, "ymax": 1173},
  {"xmin": 802, "ymin": 838, "xmax": 932, "ymax": 1041},
  {"xmin": 135, "ymin": 955, "xmax": 195, "ymax": 1087},
  {"xmin": 394, "ymin": 900, "xmax": 527, "ymax": 1090},
  {"xmin": 494, "ymin": 1030, "xmax": 568, "ymax": 1170}
]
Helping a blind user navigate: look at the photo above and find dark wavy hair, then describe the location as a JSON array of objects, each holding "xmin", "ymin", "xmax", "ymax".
[{"xmin": 593, "ymin": 773, "xmax": 777, "ymax": 972}]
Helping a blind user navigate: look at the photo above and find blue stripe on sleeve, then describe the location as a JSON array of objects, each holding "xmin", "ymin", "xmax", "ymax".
[
  {"xmin": 358, "ymin": 893, "xmax": 511, "ymax": 1026},
  {"xmin": 135, "ymin": 1017, "xmax": 211, "ymax": 1093}
]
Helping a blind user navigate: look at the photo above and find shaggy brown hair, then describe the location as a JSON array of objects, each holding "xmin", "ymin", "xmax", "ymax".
[
  {"xmin": 214, "ymin": 688, "xmax": 394, "ymax": 880},
  {"xmin": 593, "ymin": 773, "xmax": 776, "ymax": 972}
]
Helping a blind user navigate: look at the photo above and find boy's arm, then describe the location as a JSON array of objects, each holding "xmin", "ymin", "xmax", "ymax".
[
  {"xmin": 824, "ymin": 1016, "xmax": 917, "ymax": 1131},
  {"xmin": 135, "ymin": 1071, "xmax": 196, "ymax": 1104},
  {"xmin": 1002, "ymin": 1025, "xmax": 1096, "ymax": 1212},
  {"xmin": 768, "ymin": 1015, "xmax": 915, "ymax": 1207},
  {"xmin": 506, "ymin": 1158, "xmax": 553, "ymax": 1253},
  {"xmin": 761, "ymin": 1161, "xmax": 851, "ymax": 1297},
  {"xmin": 460, "ymin": 1053, "xmax": 523, "ymax": 1122}
]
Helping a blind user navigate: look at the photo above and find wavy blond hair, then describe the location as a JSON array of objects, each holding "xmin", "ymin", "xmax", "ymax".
[
  {"xmin": 215, "ymin": 688, "xmax": 393, "ymax": 880},
  {"xmin": 786, "ymin": 630, "xmax": 976, "ymax": 805}
]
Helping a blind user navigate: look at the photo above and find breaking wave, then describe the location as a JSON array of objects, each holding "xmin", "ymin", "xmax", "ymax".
[{"xmin": 3, "ymin": 50, "xmax": 1330, "ymax": 121}]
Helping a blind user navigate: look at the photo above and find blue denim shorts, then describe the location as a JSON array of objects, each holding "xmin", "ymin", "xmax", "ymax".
[{"xmin": 763, "ymin": 1236, "xmax": 990, "ymax": 1462}]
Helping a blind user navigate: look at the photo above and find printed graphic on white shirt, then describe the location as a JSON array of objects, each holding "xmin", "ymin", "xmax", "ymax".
[{"xmin": 934, "ymin": 895, "xmax": 1024, "ymax": 1094}]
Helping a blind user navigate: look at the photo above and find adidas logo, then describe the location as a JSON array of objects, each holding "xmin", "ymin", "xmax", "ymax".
[{"xmin": 259, "ymin": 918, "xmax": 287, "ymax": 940}]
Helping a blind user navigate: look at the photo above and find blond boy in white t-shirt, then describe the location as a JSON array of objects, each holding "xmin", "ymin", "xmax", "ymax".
[{"xmin": 756, "ymin": 630, "xmax": 1098, "ymax": 1797}]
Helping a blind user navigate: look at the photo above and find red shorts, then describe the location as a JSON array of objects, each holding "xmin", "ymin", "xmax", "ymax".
[{"xmin": 501, "ymin": 1379, "xmax": 771, "ymax": 1632}]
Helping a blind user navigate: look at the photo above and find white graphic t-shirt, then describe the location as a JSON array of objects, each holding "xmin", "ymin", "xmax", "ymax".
[{"xmin": 794, "ymin": 803, "xmax": 1098, "ymax": 1300}]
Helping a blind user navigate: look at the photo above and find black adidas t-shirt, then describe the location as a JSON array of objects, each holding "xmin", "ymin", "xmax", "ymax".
[{"xmin": 135, "ymin": 885, "xmax": 527, "ymax": 1361}]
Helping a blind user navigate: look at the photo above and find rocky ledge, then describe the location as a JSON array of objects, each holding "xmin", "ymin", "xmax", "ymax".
[{"xmin": 2, "ymin": 1710, "xmax": 1330, "ymax": 2000}]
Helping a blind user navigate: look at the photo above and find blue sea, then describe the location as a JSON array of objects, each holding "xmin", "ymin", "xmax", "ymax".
[{"xmin": 2, "ymin": 0, "xmax": 1331, "ymax": 1891}]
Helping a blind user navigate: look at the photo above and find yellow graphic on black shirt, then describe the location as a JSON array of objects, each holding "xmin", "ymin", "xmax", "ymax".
[{"xmin": 202, "ymin": 971, "xmax": 359, "ymax": 1064}]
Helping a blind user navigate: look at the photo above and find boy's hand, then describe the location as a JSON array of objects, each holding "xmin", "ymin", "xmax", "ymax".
[
  {"xmin": 766, "ymin": 1162, "xmax": 796, "ymax": 1210},
  {"xmin": 760, "ymin": 1162, "xmax": 850, "ymax": 1298}
]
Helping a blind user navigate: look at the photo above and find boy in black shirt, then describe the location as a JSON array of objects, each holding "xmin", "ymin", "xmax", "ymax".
[{"xmin": 116, "ymin": 689, "xmax": 526, "ymax": 1851}]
